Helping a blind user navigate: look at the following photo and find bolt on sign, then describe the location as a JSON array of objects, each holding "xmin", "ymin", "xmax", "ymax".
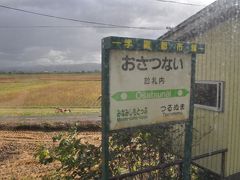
[
  {"xmin": 101, "ymin": 36, "xmax": 205, "ymax": 180},
  {"xmin": 102, "ymin": 37, "xmax": 205, "ymax": 130}
]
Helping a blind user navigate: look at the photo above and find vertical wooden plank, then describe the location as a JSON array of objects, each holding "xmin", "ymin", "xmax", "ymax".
[
  {"xmin": 225, "ymin": 18, "xmax": 234, "ymax": 176},
  {"xmin": 221, "ymin": 19, "xmax": 229, "ymax": 177},
  {"xmin": 210, "ymin": 25, "xmax": 217, "ymax": 172},
  {"xmin": 232, "ymin": 15, "xmax": 240, "ymax": 174},
  {"xmin": 235, "ymin": 17, "xmax": 240, "ymax": 173},
  {"xmin": 217, "ymin": 22, "xmax": 226, "ymax": 174}
]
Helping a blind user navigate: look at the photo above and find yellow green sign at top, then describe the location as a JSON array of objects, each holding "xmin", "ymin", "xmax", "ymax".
[{"xmin": 103, "ymin": 36, "xmax": 205, "ymax": 54}]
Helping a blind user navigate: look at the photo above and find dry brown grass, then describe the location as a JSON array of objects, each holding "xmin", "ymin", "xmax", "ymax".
[
  {"xmin": 0, "ymin": 73, "xmax": 101, "ymax": 117},
  {"xmin": 0, "ymin": 73, "xmax": 101, "ymax": 108}
]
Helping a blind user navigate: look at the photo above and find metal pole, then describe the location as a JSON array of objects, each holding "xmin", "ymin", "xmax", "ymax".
[
  {"xmin": 183, "ymin": 53, "xmax": 196, "ymax": 180},
  {"xmin": 102, "ymin": 39, "xmax": 110, "ymax": 180},
  {"xmin": 220, "ymin": 151, "xmax": 226, "ymax": 180},
  {"xmin": 179, "ymin": 163, "xmax": 183, "ymax": 179}
]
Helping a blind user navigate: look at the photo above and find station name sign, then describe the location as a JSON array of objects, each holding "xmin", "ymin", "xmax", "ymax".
[{"xmin": 102, "ymin": 36, "xmax": 205, "ymax": 130}]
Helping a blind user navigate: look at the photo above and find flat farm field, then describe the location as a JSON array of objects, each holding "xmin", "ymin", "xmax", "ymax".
[{"xmin": 0, "ymin": 73, "xmax": 101, "ymax": 116}]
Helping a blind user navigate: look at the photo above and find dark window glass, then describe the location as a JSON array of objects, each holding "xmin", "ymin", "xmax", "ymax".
[{"xmin": 195, "ymin": 83, "xmax": 218, "ymax": 107}]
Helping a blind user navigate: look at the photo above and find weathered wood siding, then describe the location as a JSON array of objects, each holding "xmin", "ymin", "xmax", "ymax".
[
  {"xmin": 163, "ymin": 15, "xmax": 240, "ymax": 176},
  {"xmin": 192, "ymin": 17, "xmax": 240, "ymax": 176}
]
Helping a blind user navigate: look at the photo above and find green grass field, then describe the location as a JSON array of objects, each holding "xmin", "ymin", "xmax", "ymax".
[{"xmin": 0, "ymin": 73, "xmax": 101, "ymax": 116}]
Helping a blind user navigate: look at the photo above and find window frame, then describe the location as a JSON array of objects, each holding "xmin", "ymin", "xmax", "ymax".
[{"xmin": 194, "ymin": 80, "xmax": 224, "ymax": 112}]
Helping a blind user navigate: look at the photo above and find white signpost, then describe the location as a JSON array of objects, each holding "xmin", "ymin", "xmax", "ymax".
[{"xmin": 109, "ymin": 50, "xmax": 191, "ymax": 130}]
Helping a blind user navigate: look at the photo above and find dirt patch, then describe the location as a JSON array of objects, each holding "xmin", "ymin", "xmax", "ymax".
[
  {"xmin": 0, "ymin": 115, "xmax": 101, "ymax": 131},
  {"xmin": 0, "ymin": 130, "xmax": 101, "ymax": 179}
]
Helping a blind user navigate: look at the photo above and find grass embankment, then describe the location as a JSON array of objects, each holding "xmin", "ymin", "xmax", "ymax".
[{"xmin": 0, "ymin": 73, "xmax": 101, "ymax": 116}]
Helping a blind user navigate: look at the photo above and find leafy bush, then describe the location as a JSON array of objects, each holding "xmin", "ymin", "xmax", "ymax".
[
  {"xmin": 36, "ymin": 128, "xmax": 101, "ymax": 179},
  {"xmin": 36, "ymin": 125, "xmax": 184, "ymax": 179}
]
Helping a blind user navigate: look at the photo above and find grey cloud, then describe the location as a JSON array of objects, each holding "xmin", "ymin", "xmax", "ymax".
[{"xmin": 0, "ymin": 0, "xmax": 211, "ymax": 70}]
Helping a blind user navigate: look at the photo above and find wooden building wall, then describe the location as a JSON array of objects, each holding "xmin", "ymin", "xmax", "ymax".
[{"xmin": 192, "ymin": 17, "xmax": 240, "ymax": 176}]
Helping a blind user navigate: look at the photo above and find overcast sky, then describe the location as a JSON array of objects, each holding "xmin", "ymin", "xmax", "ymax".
[{"xmin": 0, "ymin": 0, "xmax": 216, "ymax": 69}]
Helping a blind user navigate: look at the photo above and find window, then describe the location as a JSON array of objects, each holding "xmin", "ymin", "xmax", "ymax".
[{"xmin": 194, "ymin": 81, "xmax": 224, "ymax": 112}]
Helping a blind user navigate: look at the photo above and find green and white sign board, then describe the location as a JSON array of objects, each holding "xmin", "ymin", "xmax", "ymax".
[
  {"xmin": 102, "ymin": 37, "xmax": 204, "ymax": 130},
  {"xmin": 110, "ymin": 50, "xmax": 191, "ymax": 130},
  {"xmin": 101, "ymin": 36, "xmax": 205, "ymax": 179}
]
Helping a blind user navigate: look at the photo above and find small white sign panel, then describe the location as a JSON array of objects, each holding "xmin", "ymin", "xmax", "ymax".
[{"xmin": 109, "ymin": 50, "xmax": 191, "ymax": 130}]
